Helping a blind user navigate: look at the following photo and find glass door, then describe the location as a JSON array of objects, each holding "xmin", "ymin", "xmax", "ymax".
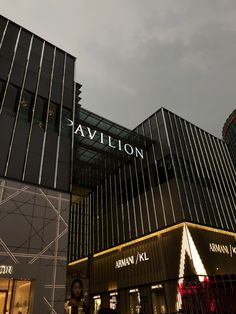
[{"xmin": 0, "ymin": 291, "xmax": 7, "ymax": 314}]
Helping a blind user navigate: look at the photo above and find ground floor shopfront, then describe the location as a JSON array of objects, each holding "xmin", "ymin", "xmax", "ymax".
[
  {"xmin": 0, "ymin": 177, "xmax": 70, "ymax": 313},
  {"xmin": 0, "ymin": 278, "xmax": 34, "ymax": 314},
  {"xmin": 90, "ymin": 274, "xmax": 236, "ymax": 313},
  {"xmin": 68, "ymin": 222, "xmax": 236, "ymax": 313}
]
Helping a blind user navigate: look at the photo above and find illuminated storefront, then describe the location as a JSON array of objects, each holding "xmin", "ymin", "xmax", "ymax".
[
  {"xmin": 68, "ymin": 106, "xmax": 236, "ymax": 313},
  {"xmin": 68, "ymin": 223, "xmax": 236, "ymax": 313},
  {"xmin": 0, "ymin": 279, "xmax": 33, "ymax": 314}
]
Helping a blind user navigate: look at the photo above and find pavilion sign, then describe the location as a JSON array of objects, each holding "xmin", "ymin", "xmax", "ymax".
[{"xmin": 66, "ymin": 119, "xmax": 144, "ymax": 159}]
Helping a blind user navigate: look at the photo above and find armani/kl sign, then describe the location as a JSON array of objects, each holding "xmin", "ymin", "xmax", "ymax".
[
  {"xmin": 209, "ymin": 242, "xmax": 236, "ymax": 257},
  {"xmin": 66, "ymin": 119, "xmax": 144, "ymax": 159},
  {"xmin": 115, "ymin": 252, "xmax": 149, "ymax": 269}
]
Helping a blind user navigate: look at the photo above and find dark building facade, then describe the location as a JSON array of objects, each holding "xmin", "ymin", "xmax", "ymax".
[
  {"xmin": 0, "ymin": 15, "xmax": 75, "ymax": 313},
  {"xmin": 223, "ymin": 109, "xmax": 236, "ymax": 169},
  {"xmin": 69, "ymin": 107, "xmax": 236, "ymax": 258},
  {"xmin": 1, "ymin": 13, "xmax": 236, "ymax": 314},
  {"xmin": 68, "ymin": 108, "xmax": 236, "ymax": 313}
]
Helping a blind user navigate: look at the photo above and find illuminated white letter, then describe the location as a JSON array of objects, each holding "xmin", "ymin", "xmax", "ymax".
[
  {"xmin": 124, "ymin": 144, "xmax": 134, "ymax": 155},
  {"xmin": 108, "ymin": 136, "xmax": 116, "ymax": 149},
  {"xmin": 87, "ymin": 127, "xmax": 97, "ymax": 140},
  {"xmin": 135, "ymin": 148, "xmax": 144, "ymax": 159},
  {"xmin": 74, "ymin": 124, "xmax": 85, "ymax": 137},
  {"xmin": 100, "ymin": 133, "xmax": 104, "ymax": 144},
  {"xmin": 118, "ymin": 140, "xmax": 122, "ymax": 151}
]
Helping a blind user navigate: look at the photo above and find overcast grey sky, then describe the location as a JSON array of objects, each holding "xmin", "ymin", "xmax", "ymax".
[{"xmin": 1, "ymin": 0, "xmax": 236, "ymax": 137}]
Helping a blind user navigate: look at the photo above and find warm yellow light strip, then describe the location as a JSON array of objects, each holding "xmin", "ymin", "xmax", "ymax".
[
  {"xmin": 68, "ymin": 222, "xmax": 236, "ymax": 265},
  {"xmin": 186, "ymin": 222, "xmax": 236, "ymax": 237},
  {"xmin": 68, "ymin": 257, "xmax": 88, "ymax": 266}
]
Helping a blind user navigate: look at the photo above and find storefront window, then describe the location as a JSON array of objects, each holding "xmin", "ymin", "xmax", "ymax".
[
  {"xmin": 0, "ymin": 279, "xmax": 33, "ymax": 314},
  {"xmin": 12, "ymin": 280, "xmax": 31, "ymax": 314},
  {"xmin": 0, "ymin": 279, "xmax": 12, "ymax": 314},
  {"xmin": 109, "ymin": 292, "xmax": 118, "ymax": 310},
  {"xmin": 6, "ymin": 280, "xmax": 13, "ymax": 314},
  {"xmin": 151, "ymin": 284, "xmax": 167, "ymax": 314},
  {"xmin": 129, "ymin": 289, "xmax": 141, "ymax": 314},
  {"xmin": 0, "ymin": 291, "xmax": 7, "ymax": 314},
  {"xmin": 93, "ymin": 295, "xmax": 101, "ymax": 314}
]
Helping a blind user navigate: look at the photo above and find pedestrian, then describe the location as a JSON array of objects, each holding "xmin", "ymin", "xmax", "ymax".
[{"xmin": 65, "ymin": 279, "xmax": 86, "ymax": 314}]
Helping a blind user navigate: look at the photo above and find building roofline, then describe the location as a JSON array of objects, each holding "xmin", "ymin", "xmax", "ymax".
[
  {"xmin": 134, "ymin": 106, "xmax": 225, "ymax": 143},
  {"xmin": 80, "ymin": 104, "xmax": 226, "ymax": 144},
  {"xmin": 0, "ymin": 14, "xmax": 76, "ymax": 60}
]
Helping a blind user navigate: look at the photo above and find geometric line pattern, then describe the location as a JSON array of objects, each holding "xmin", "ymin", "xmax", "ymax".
[
  {"xmin": 0, "ymin": 238, "xmax": 19, "ymax": 263},
  {"xmin": 0, "ymin": 179, "xmax": 70, "ymax": 313}
]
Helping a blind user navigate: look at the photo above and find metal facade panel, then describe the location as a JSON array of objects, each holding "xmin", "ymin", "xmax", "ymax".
[{"xmin": 0, "ymin": 16, "xmax": 74, "ymax": 192}]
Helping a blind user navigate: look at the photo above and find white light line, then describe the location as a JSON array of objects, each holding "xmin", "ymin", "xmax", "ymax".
[{"xmin": 28, "ymin": 228, "xmax": 67, "ymax": 264}]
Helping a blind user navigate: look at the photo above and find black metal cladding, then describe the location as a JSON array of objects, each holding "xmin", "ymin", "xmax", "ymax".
[
  {"xmin": 69, "ymin": 108, "xmax": 236, "ymax": 262},
  {"xmin": 0, "ymin": 15, "xmax": 75, "ymax": 192}
]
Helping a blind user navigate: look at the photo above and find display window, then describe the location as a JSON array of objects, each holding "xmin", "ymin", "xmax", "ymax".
[
  {"xmin": 0, "ymin": 279, "xmax": 34, "ymax": 314},
  {"xmin": 129, "ymin": 289, "xmax": 141, "ymax": 314},
  {"xmin": 0, "ymin": 290, "xmax": 7, "ymax": 314},
  {"xmin": 151, "ymin": 284, "xmax": 167, "ymax": 314},
  {"xmin": 93, "ymin": 295, "xmax": 101, "ymax": 314},
  {"xmin": 109, "ymin": 292, "xmax": 118, "ymax": 310}
]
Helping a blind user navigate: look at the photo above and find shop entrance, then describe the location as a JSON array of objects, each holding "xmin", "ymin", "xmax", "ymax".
[{"xmin": 0, "ymin": 279, "xmax": 33, "ymax": 314}]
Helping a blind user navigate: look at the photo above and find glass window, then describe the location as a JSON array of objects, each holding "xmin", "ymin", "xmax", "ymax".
[
  {"xmin": 0, "ymin": 16, "xmax": 7, "ymax": 41},
  {"xmin": 10, "ymin": 30, "xmax": 31, "ymax": 87},
  {"xmin": 0, "ymin": 279, "xmax": 34, "ymax": 314},
  {"xmin": 51, "ymin": 82, "xmax": 62, "ymax": 104},
  {"xmin": 19, "ymin": 90, "xmax": 34, "ymax": 122},
  {"xmin": 4, "ymin": 23, "xmax": 19, "ymax": 44},
  {"xmin": 63, "ymin": 87, "xmax": 73, "ymax": 109},
  {"xmin": 0, "ymin": 24, "xmax": 19, "ymax": 80},
  {"xmin": 0, "ymin": 291, "xmax": 7, "ymax": 314},
  {"xmin": 47, "ymin": 102, "xmax": 60, "ymax": 132},
  {"xmin": 151, "ymin": 284, "xmax": 167, "ymax": 314},
  {"xmin": 93, "ymin": 295, "xmax": 101, "ymax": 314},
  {"xmin": 11, "ymin": 280, "xmax": 32, "ymax": 314},
  {"xmin": 129, "ymin": 289, "xmax": 141, "ymax": 314},
  {"xmin": 110, "ymin": 292, "xmax": 118, "ymax": 310},
  {"xmin": 3, "ymin": 84, "xmax": 20, "ymax": 115},
  {"xmin": 0, "ymin": 80, "xmax": 5, "ymax": 103},
  {"xmin": 61, "ymin": 108, "xmax": 72, "ymax": 137},
  {"xmin": 34, "ymin": 96, "xmax": 47, "ymax": 128}
]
